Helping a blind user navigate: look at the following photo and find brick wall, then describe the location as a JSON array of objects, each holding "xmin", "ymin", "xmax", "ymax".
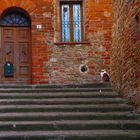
[
  {"xmin": 0, "ymin": 0, "xmax": 113, "ymax": 85},
  {"xmin": 51, "ymin": 0, "xmax": 112, "ymax": 84},
  {"xmin": 111, "ymin": 0, "xmax": 140, "ymax": 111},
  {"xmin": 0, "ymin": 0, "xmax": 54, "ymax": 84}
]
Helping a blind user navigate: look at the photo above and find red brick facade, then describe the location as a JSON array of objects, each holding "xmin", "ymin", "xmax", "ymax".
[
  {"xmin": 0, "ymin": 0, "xmax": 112, "ymax": 84},
  {"xmin": 111, "ymin": 0, "xmax": 140, "ymax": 111}
]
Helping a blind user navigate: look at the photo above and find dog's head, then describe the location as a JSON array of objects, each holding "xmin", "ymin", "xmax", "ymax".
[{"xmin": 100, "ymin": 69, "xmax": 107, "ymax": 73}]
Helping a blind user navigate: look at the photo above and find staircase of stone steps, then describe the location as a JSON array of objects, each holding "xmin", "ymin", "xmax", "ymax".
[{"xmin": 0, "ymin": 83, "xmax": 139, "ymax": 140}]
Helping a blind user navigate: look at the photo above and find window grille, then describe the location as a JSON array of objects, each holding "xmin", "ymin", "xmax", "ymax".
[{"xmin": 61, "ymin": 2, "xmax": 83, "ymax": 42}]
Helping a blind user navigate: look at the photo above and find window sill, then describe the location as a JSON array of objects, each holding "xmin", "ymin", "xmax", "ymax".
[{"xmin": 54, "ymin": 42, "xmax": 90, "ymax": 46}]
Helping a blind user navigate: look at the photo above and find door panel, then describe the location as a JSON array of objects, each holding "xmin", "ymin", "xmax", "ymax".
[
  {"xmin": 3, "ymin": 28, "xmax": 14, "ymax": 41},
  {"xmin": 18, "ymin": 42, "xmax": 30, "ymax": 81},
  {"xmin": 19, "ymin": 43, "xmax": 29, "ymax": 63},
  {"xmin": 4, "ymin": 42, "xmax": 14, "ymax": 62},
  {"xmin": 0, "ymin": 27, "xmax": 31, "ymax": 84},
  {"xmin": 17, "ymin": 28, "xmax": 31, "ymax": 83},
  {"xmin": 1, "ymin": 28, "xmax": 16, "ymax": 81},
  {"xmin": 18, "ymin": 28, "xmax": 29, "ymax": 41}
]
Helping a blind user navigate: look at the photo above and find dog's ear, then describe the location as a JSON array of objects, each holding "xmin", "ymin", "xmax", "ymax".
[{"xmin": 101, "ymin": 69, "xmax": 107, "ymax": 73}]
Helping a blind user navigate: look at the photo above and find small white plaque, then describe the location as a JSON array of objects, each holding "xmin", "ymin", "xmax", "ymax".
[{"xmin": 36, "ymin": 25, "xmax": 42, "ymax": 29}]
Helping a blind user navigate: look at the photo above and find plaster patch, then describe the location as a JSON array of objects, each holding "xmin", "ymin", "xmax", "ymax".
[
  {"xmin": 50, "ymin": 58, "xmax": 58, "ymax": 62},
  {"xmin": 104, "ymin": 11, "xmax": 111, "ymax": 17},
  {"xmin": 43, "ymin": 12, "xmax": 52, "ymax": 18}
]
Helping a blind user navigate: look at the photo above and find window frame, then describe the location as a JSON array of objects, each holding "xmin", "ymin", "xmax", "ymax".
[
  {"xmin": 60, "ymin": 1, "xmax": 83, "ymax": 43},
  {"xmin": 134, "ymin": 13, "xmax": 140, "ymax": 40}
]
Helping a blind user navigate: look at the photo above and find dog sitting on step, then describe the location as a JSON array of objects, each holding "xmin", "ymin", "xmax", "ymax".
[{"xmin": 100, "ymin": 69, "xmax": 110, "ymax": 82}]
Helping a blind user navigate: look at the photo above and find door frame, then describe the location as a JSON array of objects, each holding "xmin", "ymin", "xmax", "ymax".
[{"xmin": 0, "ymin": 26, "xmax": 31, "ymax": 84}]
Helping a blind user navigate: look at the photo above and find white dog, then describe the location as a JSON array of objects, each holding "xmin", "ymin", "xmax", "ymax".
[{"xmin": 100, "ymin": 69, "xmax": 110, "ymax": 82}]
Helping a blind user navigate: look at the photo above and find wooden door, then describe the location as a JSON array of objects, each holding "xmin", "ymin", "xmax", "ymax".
[{"xmin": 0, "ymin": 27, "xmax": 31, "ymax": 84}]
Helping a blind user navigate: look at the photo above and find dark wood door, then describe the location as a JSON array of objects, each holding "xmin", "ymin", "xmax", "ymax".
[{"xmin": 0, "ymin": 27, "xmax": 31, "ymax": 84}]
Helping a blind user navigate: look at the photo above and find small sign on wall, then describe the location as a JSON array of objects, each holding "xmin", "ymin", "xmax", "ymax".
[{"xmin": 36, "ymin": 25, "xmax": 42, "ymax": 29}]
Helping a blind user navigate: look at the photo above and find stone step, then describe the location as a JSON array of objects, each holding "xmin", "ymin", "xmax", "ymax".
[
  {"xmin": 0, "ymin": 112, "xmax": 137, "ymax": 121},
  {"xmin": 0, "ymin": 85, "xmax": 139, "ymax": 140},
  {"xmin": 0, "ymin": 92, "xmax": 119, "ymax": 98},
  {"xmin": 0, "ymin": 87, "xmax": 113, "ymax": 93},
  {"xmin": 0, "ymin": 83, "xmax": 112, "ymax": 89},
  {"xmin": 0, "ymin": 130, "xmax": 139, "ymax": 140},
  {"xmin": 0, "ymin": 120, "xmax": 139, "ymax": 131},
  {"xmin": 0, "ymin": 98, "xmax": 126, "ymax": 105},
  {"xmin": 0, "ymin": 104, "xmax": 133, "ymax": 113}
]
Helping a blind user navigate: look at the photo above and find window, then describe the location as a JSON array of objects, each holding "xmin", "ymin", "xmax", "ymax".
[
  {"xmin": 134, "ymin": 13, "xmax": 140, "ymax": 38},
  {"xmin": 61, "ymin": 2, "xmax": 83, "ymax": 42},
  {"xmin": 0, "ymin": 8, "xmax": 31, "ymax": 27}
]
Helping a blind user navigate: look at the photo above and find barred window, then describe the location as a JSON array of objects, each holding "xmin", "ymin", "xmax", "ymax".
[
  {"xmin": 0, "ymin": 8, "xmax": 31, "ymax": 27},
  {"xmin": 135, "ymin": 14, "xmax": 140, "ymax": 32},
  {"xmin": 134, "ymin": 13, "xmax": 140, "ymax": 38},
  {"xmin": 61, "ymin": 2, "xmax": 83, "ymax": 42}
]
